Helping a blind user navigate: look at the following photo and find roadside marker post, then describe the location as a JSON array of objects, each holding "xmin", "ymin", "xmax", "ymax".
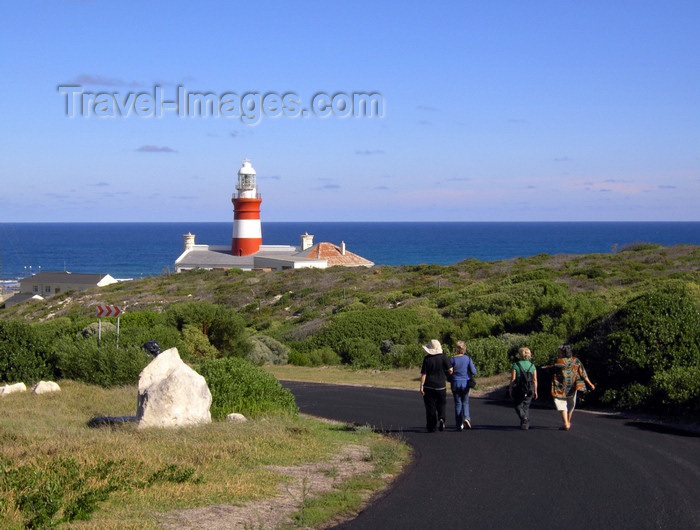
[{"xmin": 96, "ymin": 305, "xmax": 123, "ymax": 347}]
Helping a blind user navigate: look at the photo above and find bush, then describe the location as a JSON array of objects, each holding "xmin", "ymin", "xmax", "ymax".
[
  {"xmin": 652, "ymin": 366, "xmax": 700, "ymax": 412},
  {"xmin": 314, "ymin": 308, "xmax": 424, "ymax": 351},
  {"xmin": 309, "ymin": 346, "xmax": 342, "ymax": 366},
  {"xmin": 247, "ymin": 335, "xmax": 290, "ymax": 365},
  {"xmin": 337, "ymin": 338, "xmax": 384, "ymax": 369},
  {"xmin": 527, "ymin": 333, "xmax": 563, "ymax": 366},
  {"xmin": 288, "ymin": 350, "xmax": 312, "ymax": 366},
  {"xmin": 56, "ymin": 336, "xmax": 150, "ymax": 387},
  {"xmin": 197, "ymin": 357, "xmax": 297, "ymax": 419},
  {"xmin": 179, "ymin": 324, "xmax": 219, "ymax": 360},
  {"xmin": 498, "ymin": 333, "xmax": 530, "ymax": 359},
  {"xmin": 287, "ymin": 347, "xmax": 341, "ymax": 367},
  {"xmin": 119, "ymin": 310, "xmax": 163, "ymax": 328},
  {"xmin": 163, "ymin": 301, "xmax": 251, "ymax": 359},
  {"xmin": 0, "ymin": 320, "xmax": 58, "ymax": 384},
  {"xmin": 116, "ymin": 324, "xmax": 181, "ymax": 352},
  {"xmin": 79, "ymin": 322, "xmax": 116, "ymax": 338},
  {"xmin": 464, "ymin": 337, "xmax": 510, "ymax": 377},
  {"xmin": 576, "ymin": 283, "xmax": 700, "ymax": 413},
  {"xmin": 463, "ymin": 311, "xmax": 502, "ymax": 338},
  {"xmin": 392, "ymin": 344, "xmax": 425, "ymax": 368}
]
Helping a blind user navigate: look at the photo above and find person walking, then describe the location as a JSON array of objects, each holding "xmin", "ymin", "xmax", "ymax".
[
  {"xmin": 450, "ymin": 340, "xmax": 477, "ymax": 430},
  {"xmin": 419, "ymin": 339, "xmax": 453, "ymax": 432},
  {"xmin": 509, "ymin": 347, "xmax": 537, "ymax": 430},
  {"xmin": 550, "ymin": 344, "xmax": 595, "ymax": 431}
]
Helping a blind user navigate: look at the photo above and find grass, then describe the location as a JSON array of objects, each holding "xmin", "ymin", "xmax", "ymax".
[
  {"xmin": 264, "ymin": 365, "xmax": 422, "ymax": 389},
  {"xmin": 0, "ymin": 380, "xmax": 410, "ymax": 529},
  {"xmin": 264, "ymin": 364, "xmax": 511, "ymax": 394},
  {"xmin": 285, "ymin": 435, "xmax": 408, "ymax": 528}
]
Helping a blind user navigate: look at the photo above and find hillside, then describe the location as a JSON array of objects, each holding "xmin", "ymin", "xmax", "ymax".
[
  {"xmin": 3, "ymin": 243, "xmax": 698, "ymax": 325},
  {"xmin": 2, "ymin": 243, "xmax": 698, "ymax": 415}
]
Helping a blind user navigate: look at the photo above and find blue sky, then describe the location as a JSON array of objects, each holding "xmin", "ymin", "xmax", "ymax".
[{"xmin": 1, "ymin": 0, "xmax": 698, "ymax": 222}]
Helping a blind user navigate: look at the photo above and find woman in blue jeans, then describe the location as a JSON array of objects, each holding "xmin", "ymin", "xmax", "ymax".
[{"xmin": 450, "ymin": 340, "xmax": 477, "ymax": 430}]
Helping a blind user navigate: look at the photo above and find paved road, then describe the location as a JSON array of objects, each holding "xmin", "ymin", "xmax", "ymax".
[{"xmin": 282, "ymin": 381, "xmax": 700, "ymax": 529}]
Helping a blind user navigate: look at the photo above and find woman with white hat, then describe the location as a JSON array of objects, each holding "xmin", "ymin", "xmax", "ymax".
[{"xmin": 419, "ymin": 339, "xmax": 453, "ymax": 432}]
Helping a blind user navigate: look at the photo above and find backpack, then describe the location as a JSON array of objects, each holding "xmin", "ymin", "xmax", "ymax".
[{"xmin": 515, "ymin": 361, "xmax": 535, "ymax": 397}]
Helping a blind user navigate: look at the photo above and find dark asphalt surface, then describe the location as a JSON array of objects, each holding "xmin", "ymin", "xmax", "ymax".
[{"xmin": 282, "ymin": 381, "xmax": 700, "ymax": 529}]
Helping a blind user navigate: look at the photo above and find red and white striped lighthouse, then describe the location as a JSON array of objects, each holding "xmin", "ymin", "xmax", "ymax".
[{"xmin": 231, "ymin": 159, "xmax": 262, "ymax": 256}]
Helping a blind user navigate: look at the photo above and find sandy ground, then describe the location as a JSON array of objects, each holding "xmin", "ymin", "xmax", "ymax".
[{"xmin": 157, "ymin": 443, "xmax": 381, "ymax": 529}]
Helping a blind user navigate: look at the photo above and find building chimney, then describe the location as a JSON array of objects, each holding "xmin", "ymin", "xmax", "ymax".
[
  {"xmin": 341, "ymin": 241, "xmax": 346, "ymax": 255},
  {"xmin": 301, "ymin": 232, "xmax": 314, "ymax": 251},
  {"xmin": 183, "ymin": 232, "xmax": 196, "ymax": 251}
]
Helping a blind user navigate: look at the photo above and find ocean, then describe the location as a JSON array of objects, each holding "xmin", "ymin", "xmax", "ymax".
[{"xmin": 1, "ymin": 222, "xmax": 699, "ymax": 280}]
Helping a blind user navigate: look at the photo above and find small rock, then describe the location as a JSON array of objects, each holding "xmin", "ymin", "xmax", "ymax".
[
  {"xmin": 31, "ymin": 381, "xmax": 61, "ymax": 394},
  {"xmin": 0, "ymin": 382, "xmax": 27, "ymax": 396},
  {"xmin": 226, "ymin": 413, "xmax": 248, "ymax": 423}
]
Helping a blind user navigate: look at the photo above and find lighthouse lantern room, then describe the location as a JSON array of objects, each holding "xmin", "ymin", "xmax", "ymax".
[{"xmin": 231, "ymin": 159, "xmax": 263, "ymax": 256}]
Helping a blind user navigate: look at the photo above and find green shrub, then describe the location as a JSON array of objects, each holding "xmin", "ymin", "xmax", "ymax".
[
  {"xmin": 79, "ymin": 321, "xmax": 116, "ymax": 338},
  {"xmin": 500, "ymin": 268, "xmax": 553, "ymax": 285},
  {"xmin": 334, "ymin": 301, "xmax": 367, "ymax": 313},
  {"xmin": 197, "ymin": 357, "xmax": 297, "ymax": 419},
  {"xmin": 296, "ymin": 308, "xmax": 320, "ymax": 322},
  {"xmin": 617, "ymin": 242, "xmax": 663, "ymax": 252},
  {"xmin": 652, "ymin": 366, "xmax": 700, "ymax": 412},
  {"xmin": 247, "ymin": 335, "xmax": 290, "ymax": 365},
  {"xmin": 32, "ymin": 317, "xmax": 88, "ymax": 341},
  {"xmin": 288, "ymin": 350, "xmax": 312, "ymax": 366},
  {"xmin": 311, "ymin": 346, "xmax": 342, "ymax": 366},
  {"xmin": 576, "ymin": 283, "xmax": 700, "ymax": 413},
  {"xmin": 0, "ymin": 320, "xmax": 58, "ymax": 384},
  {"xmin": 337, "ymin": 338, "xmax": 383, "ymax": 369},
  {"xmin": 179, "ymin": 324, "xmax": 219, "ymax": 360},
  {"xmin": 463, "ymin": 337, "xmax": 510, "ymax": 377},
  {"xmin": 119, "ymin": 310, "xmax": 163, "ymax": 328},
  {"xmin": 392, "ymin": 344, "xmax": 425, "ymax": 368},
  {"xmin": 163, "ymin": 301, "xmax": 251, "ymax": 359},
  {"xmin": 463, "ymin": 311, "xmax": 502, "ymax": 338},
  {"xmin": 115, "ymin": 324, "xmax": 181, "ymax": 352},
  {"xmin": 1, "ymin": 456, "xmax": 200, "ymax": 528},
  {"xmin": 526, "ymin": 333, "xmax": 564, "ymax": 366},
  {"xmin": 571, "ymin": 266, "xmax": 608, "ymax": 279},
  {"xmin": 56, "ymin": 336, "xmax": 150, "ymax": 387},
  {"xmin": 600, "ymin": 383, "xmax": 652, "ymax": 410},
  {"xmin": 498, "ymin": 333, "xmax": 530, "ymax": 359},
  {"xmin": 314, "ymin": 308, "xmax": 424, "ymax": 351}
]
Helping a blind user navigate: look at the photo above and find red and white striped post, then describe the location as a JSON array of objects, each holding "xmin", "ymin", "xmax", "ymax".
[{"xmin": 96, "ymin": 305, "xmax": 122, "ymax": 346}]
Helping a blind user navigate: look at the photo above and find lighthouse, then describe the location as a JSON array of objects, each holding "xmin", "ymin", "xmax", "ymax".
[{"xmin": 231, "ymin": 159, "xmax": 262, "ymax": 256}]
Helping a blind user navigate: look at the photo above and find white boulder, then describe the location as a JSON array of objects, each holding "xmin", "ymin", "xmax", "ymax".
[
  {"xmin": 0, "ymin": 382, "xmax": 27, "ymax": 396},
  {"xmin": 226, "ymin": 413, "xmax": 248, "ymax": 423},
  {"xmin": 31, "ymin": 381, "xmax": 61, "ymax": 394},
  {"xmin": 136, "ymin": 347, "xmax": 212, "ymax": 429}
]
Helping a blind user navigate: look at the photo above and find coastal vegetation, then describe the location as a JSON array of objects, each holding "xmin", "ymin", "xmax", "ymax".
[
  {"xmin": 1, "ymin": 243, "xmax": 699, "ymax": 415},
  {"xmin": 0, "ymin": 381, "xmax": 407, "ymax": 528},
  {"xmin": 0, "ymin": 243, "xmax": 698, "ymax": 526}
]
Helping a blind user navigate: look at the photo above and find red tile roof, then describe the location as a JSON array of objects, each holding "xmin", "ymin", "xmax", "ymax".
[{"xmin": 303, "ymin": 242, "xmax": 374, "ymax": 267}]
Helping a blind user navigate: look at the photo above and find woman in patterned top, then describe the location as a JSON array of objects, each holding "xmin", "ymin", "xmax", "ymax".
[{"xmin": 551, "ymin": 344, "xmax": 595, "ymax": 430}]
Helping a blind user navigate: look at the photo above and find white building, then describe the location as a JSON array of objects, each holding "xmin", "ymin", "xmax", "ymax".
[{"xmin": 175, "ymin": 159, "xmax": 374, "ymax": 272}]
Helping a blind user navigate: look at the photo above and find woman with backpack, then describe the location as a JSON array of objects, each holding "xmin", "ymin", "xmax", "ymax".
[
  {"xmin": 509, "ymin": 347, "xmax": 538, "ymax": 430},
  {"xmin": 450, "ymin": 340, "xmax": 477, "ymax": 430},
  {"xmin": 550, "ymin": 344, "xmax": 595, "ymax": 431}
]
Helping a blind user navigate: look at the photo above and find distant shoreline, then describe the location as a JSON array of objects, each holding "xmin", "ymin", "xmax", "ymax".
[{"xmin": 1, "ymin": 222, "xmax": 699, "ymax": 280}]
